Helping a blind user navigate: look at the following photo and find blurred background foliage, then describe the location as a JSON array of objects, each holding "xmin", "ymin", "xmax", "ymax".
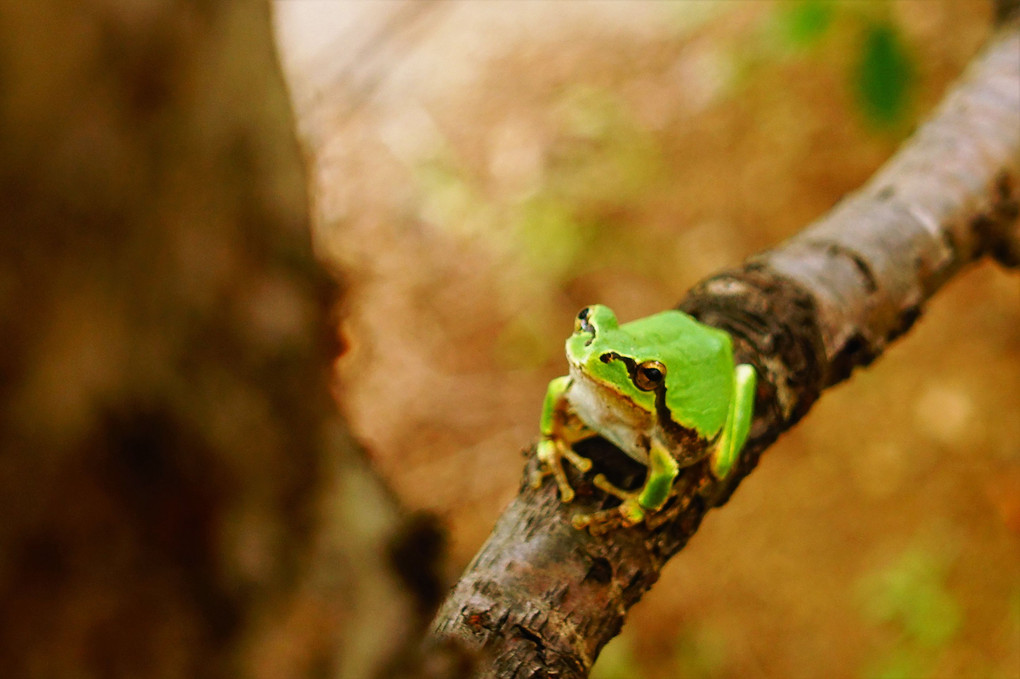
[{"xmin": 274, "ymin": 1, "xmax": 1019, "ymax": 677}]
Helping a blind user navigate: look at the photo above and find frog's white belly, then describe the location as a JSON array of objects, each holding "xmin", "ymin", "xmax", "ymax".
[{"xmin": 565, "ymin": 369, "xmax": 651, "ymax": 464}]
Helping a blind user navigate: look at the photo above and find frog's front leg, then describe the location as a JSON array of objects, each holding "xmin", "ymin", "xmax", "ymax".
[
  {"xmin": 573, "ymin": 439, "xmax": 679, "ymax": 530},
  {"xmin": 532, "ymin": 376, "xmax": 596, "ymax": 502},
  {"xmin": 709, "ymin": 363, "xmax": 757, "ymax": 480}
]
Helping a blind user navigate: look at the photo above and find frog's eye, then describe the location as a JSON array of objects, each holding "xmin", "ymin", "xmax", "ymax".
[{"xmin": 634, "ymin": 361, "xmax": 666, "ymax": 391}]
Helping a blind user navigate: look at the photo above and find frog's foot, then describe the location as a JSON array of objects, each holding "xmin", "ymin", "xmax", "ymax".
[
  {"xmin": 642, "ymin": 478, "xmax": 697, "ymax": 530},
  {"xmin": 531, "ymin": 439, "xmax": 593, "ymax": 503},
  {"xmin": 568, "ymin": 474, "xmax": 646, "ymax": 533},
  {"xmin": 573, "ymin": 471, "xmax": 694, "ymax": 534},
  {"xmin": 575, "ymin": 497, "xmax": 636, "ymax": 534}
]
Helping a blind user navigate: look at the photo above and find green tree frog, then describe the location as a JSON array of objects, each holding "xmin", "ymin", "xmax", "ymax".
[{"xmin": 533, "ymin": 305, "xmax": 757, "ymax": 530}]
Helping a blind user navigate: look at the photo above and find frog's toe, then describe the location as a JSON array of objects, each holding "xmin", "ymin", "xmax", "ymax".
[
  {"xmin": 563, "ymin": 447, "xmax": 593, "ymax": 472},
  {"xmin": 533, "ymin": 455, "xmax": 577, "ymax": 503},
  {"xmin": 551, "ymin": 462, "xmax": 577, "ymax": 502},
  {"xmin": 531, "ymin": 463, "xmax": 574, "ymax": 501},
  {"xmin": 617, "ymin": 498, "xmax": 644, "ymax": 526},
  {"xmin": 591, "ymin": 474, "xmax": 632, "ymax": 501},
  {"xmin": 571, "ymin": 507, "xmax": 629, "ymax": 535},
  {"xmin": 571, "ymin": 510, "xmax": 612, "ymax": 533},
  {"xmin": 529, "ymin": 466, "xmax": 547, "ymax": 490}
]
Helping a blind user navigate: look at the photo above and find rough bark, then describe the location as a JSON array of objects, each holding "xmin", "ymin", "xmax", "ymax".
[
  {"xmin": 0, "ymin": 1, "xmax": 439, "ymax": 677},
  {"xmin": 427, "ymin": 17, "xmax": 1020, "ymax": 679}
]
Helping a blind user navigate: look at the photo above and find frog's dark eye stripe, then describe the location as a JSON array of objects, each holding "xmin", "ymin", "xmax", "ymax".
[
  {"xmin": 634, "ymin": 360, "xmax": 666, "ymax": 391},
  {"xmin": 600, "ymin": 353, "xmax": 667, "ymax": 392}
]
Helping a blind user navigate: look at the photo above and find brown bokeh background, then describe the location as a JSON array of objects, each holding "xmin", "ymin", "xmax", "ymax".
[{"xmin": 276, "ymin": 2, "xmax": 1019, "ymax": 677}]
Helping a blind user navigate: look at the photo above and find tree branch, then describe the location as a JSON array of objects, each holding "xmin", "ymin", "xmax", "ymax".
[{"xmin": 426, "ymin": 17, "xmax": 1020, "ymax": 679}]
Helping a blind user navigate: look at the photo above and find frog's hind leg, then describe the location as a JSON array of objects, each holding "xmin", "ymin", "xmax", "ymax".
[{"xmin": 573, "ymin": 440, "xmax": 679, "ymax": 531}]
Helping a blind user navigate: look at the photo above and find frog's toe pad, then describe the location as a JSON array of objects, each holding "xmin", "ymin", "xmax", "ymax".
[{"xmin": 617, "ymin": 499, "xmax": 645, "ymax": 525}]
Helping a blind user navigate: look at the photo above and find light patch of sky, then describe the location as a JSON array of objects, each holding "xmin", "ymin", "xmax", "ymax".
[
  {"xmin": 273, "ymin": 1, "xmax": 724, "ymax": 119},
  {"xmin": 271, "ymin": 0, "xmax": 729, "ymax": 220}
]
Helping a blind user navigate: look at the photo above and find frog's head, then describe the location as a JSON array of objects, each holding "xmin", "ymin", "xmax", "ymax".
[
  {"xmin": 565, "ymin": 304, "xmax": 735, "ymax": 445},
  {"xmin": 565, "ymin": 304, "xmax": 660, "ymax": 415}
]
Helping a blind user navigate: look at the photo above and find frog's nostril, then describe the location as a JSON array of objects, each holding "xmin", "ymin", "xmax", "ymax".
[{"xmin": 576, "ymin": 307, "xmax": 596, "ymax": 338}]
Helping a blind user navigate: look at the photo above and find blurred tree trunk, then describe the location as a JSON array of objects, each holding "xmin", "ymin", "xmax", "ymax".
[{"xmin": 0, "ymin": 1, "xmax": 440, "ymax": 677}]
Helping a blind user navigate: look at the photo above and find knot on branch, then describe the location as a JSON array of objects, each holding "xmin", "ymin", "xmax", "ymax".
[
  {"xmin": 974, "ymin": 170, "xmax": 1020, "ymax": 269},
  {"xmin": 995, "ymin": 0, "xmax": 1020, "ymax": 24},
  {"xmin": 679, "ymin": 267, "xmax": 826, "ymax": 436}
]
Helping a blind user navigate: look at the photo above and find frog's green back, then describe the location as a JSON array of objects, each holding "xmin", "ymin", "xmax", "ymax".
[{"xmin": 618, "ymin": 311, "xmax": 735, "ymax": 439}]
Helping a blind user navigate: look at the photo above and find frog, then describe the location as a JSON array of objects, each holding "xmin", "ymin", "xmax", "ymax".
[{"xmin": 531, "ymin": 304, "xmax": 757, "ymax": 531}]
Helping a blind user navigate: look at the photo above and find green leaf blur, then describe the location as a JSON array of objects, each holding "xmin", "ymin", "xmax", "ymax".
[
  {"xmin": 857, "ymin": 546, "xmax": 961, "ymax": 678},
  {"xmin": 855, "ymin": 21, "xmax": 915, "ymax": 127},
  {"xmin": 779, "ymin": 0, "xmax": 834, "ymax": 47}
]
